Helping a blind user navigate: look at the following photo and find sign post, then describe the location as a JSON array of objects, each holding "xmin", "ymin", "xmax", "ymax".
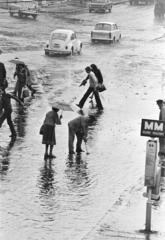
[
  {"xmin": 140, "ymin": 119, "xmax": 164, "ymax": 232},
  {"xmin": 144, "ymin": 139, "xmax": 157, "ymax": 232}
]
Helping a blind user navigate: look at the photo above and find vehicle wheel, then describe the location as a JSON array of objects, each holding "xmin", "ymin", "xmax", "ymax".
[
  {"xmin": 18, "ymin": 12, "xmax": 22, "ymax": 18},
  {"xmin": 45, "ymin": 51, "xmax": 49, "ymax": 56},
  {"xmin": 78, "ymin": 43, "xmax": 82, "ymax": 55},
  {"xmin": 91, "ymin": 39, "xmax": 95, "ymax": 43},
  {"xmin": 70, "ymin": 47, "xmax": 74, "ymax": 56},
  {"xmin": 118, "ymin": 34, "xmax": 121, "ymax": 41},
  {"xmin": 33, "ymin": 15, "xmax": 37, "ymax": 20}
]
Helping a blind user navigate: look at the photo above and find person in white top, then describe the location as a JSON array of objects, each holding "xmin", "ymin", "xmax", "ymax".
[{"xmin": 76, "ymin": 66, "xmax": 103, "ymax": 110}]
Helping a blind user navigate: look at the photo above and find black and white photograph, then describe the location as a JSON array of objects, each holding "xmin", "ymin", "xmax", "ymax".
[{"xmin": 0, "ymin": 0, "xmax": 165, "ymax": 239}]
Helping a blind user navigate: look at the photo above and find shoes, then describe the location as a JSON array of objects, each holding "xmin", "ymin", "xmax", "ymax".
[
  {"xmin": 44, "ymin": 153, "xmax": 49, "ymax": 160},
  {"xmin": 69, "ymin": 151, "xmax": 75, "ymax": 154},
  {"xmin": 76, "ymin": 149, "xmax": 85, "ymax": 153},
  {"xmin": 49, "ymin": 154, "xmax": 56, "ymax": 158}
]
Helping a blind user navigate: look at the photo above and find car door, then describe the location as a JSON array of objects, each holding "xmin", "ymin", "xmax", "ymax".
[
  {"xmin": 71, "ymin": 32, "xmax": 78, "ymax": 52},
  {"xmin": 114, "ymin": 24, "xmax": 119, "ymax": 39}
]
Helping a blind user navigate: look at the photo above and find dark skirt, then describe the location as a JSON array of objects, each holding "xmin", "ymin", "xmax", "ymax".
[{"xmin": 42, "ymin": 124, "xmax": 56, "ymax": 145}]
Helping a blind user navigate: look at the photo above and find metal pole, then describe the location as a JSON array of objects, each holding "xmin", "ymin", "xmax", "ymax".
[{"xmin": 145, "ymin": 187, "xmax": 152, "ymax": 232}]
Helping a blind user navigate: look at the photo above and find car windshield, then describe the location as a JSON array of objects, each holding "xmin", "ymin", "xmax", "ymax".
[
  {"xmin": 92, "ymin": 0, "xmax": 107, "ymax": 2},
  {"xmin": 95, "ymin": 24, "xmax": 111, "ymax": 31},
  {"xmin": 52, "ymin": 33, "xmax": 68, "ymax": 41}
]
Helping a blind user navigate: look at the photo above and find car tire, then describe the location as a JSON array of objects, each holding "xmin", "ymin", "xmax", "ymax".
[
  {"xmin": 70, "ymin": 47, "xmax": 74, "ymax": 56},
  {"xmin": 45, "ymin": 51, "xmax": 49, "ymax": 56},
  {"xmin": 33, "ymin": 15, "xmax": 37, "ymax": 20},
  {"xmin": 78, "ymin": 43, "xmax": 82, "ymax": 55},
  {"xmin": 118, "ymin": 34, "xmax": 121, "ymax": 41}
]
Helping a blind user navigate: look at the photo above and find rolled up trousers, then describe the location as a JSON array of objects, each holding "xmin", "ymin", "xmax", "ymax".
[{"xmin": 68, "ymin": 125, "xmax": 83, "ymax": 152}]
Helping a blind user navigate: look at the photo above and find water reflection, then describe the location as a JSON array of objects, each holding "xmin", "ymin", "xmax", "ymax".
[
  {"xmin": 39, "ymin": 160, "xmax": 55, "ymax": 195},
  {"xmin": 0, "ymin": 137, "xmax": 16, "ymax": 175},
  {"xmin": 14, "ymin": 97, "xmax": 33, "ymax": 138},
  {"xmin": 65, "ymin": 153, "xmax": 90, "ymax": 192}
]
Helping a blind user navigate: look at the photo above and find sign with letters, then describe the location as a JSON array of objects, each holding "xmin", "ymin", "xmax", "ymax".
[{"xmin": 141, "ymin": 119, "xmax": 165, "ymax": 138}]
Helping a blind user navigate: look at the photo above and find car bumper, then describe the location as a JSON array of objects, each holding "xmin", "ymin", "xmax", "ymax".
[
  {"xmin": 91, "ymin": 37, "xmax": 112, "ymax": 41},
  {"xmin": 44, "ymin": 48, "xmax": 71, "ymax": 56}
]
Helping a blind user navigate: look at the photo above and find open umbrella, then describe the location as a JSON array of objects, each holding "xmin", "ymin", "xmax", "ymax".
[
  {"xmin": 52, "ymin": 101, "xmax": 74, "ymax": 111},
  {"xmin": 9, "ymin": 58, "xmax": 25, "ymax": 65}
]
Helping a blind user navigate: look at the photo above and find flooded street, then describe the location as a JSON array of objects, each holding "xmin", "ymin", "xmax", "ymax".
[{"xmin": 1, "ymin": 3, "xmax": 165, "ymax": 240}]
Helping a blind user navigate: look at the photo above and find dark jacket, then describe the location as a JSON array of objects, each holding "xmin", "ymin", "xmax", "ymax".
[
  {"xmin": 1, "ymin": 92, "xmax": 22, "ymax": 114},
  {"xmin": 0, "ymin": 62, "xmax": 6, "ymax": 81},
  {"xmin": 0, "ymin": 62, "xmax": 7, "ymax": 89},
  {"xmin": 94, "ymin": 68, "xmax": 103, "ymax": 84}
]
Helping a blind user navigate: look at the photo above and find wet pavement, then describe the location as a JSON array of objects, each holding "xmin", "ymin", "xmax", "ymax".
[{"xmin": 1, "ymin": 2, "xmax": 165, "ymax": 240}]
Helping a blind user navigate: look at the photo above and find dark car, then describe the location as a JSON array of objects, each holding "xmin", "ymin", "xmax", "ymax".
[
  {"xmin": 129, "ymin": 0, "xmax": 153, "ymax": 5},
  {"xmin": 89, "ymin": 0, "xmax": 112, "ymax": 13}
]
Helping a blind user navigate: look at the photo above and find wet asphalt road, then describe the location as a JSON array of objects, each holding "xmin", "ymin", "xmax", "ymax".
[{"xmin": 0, "ymin": 3, "xmax": 165, "ymax": 240}]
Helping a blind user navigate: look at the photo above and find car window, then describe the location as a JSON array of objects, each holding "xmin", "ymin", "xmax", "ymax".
[
  {"xmin": 52, "ymin": 33, "xmax": 67, "ymax": 41},
  {"xmin": 111, "ymin": 24, "xmax": 116, "ymax": 30},
  {"xmin": 95, "ymin": 24, "xmax": 111, "ymax": 31},
  {"xmin": 71, "ymin": 33, "xmax": 75, "ymax": 40},
  {"xmin": 92, "ymin": 0, "xmax": 106, "ymax": 2}
]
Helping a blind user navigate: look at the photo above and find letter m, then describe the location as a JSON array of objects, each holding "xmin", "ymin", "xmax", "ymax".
[
  {"xmin": 144, "ymin": 121, "xmax": 153, "ymax": 130},
  {"xmin": 154, "ymin": 122, "xmax": 163, "ymax": 131}
]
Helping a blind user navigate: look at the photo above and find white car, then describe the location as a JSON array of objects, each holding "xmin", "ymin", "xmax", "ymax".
[
  {"xmin": 44, "ymin": 29, "xmax": 82, "ymax": 56},
  {"xmin": 91, "ymin": 22, "xmax": 121, "ymax": 43}
]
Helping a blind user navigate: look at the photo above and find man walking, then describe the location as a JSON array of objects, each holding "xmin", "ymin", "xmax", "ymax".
[
  {"xmin": 156, "ymin": 99, "xmax": 165, "ymax": 154},
  {"xmin": 76, "ymin": 66, "xmax": 103, "ymax": 110},
  {"xmin": 68, "ymin": 114, "xmax": 88, "ymax": 154},
  {"xmin": 0, "ymin": 62, "xmax": 8, "ymax": 90},
  {"xmin": 0, "ymin": 88, "xmax": 23, "ymax": 138}
]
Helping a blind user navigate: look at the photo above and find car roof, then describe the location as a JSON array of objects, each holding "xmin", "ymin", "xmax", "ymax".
[
  {"xmin": 96, "ymin": 22, "xmax": 116, "ymax": 25},
  {"xmin": 51, "ymin": 29, "xmax": 74, "ymax": 35}
]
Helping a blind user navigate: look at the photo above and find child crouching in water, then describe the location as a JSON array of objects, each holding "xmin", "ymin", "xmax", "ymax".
[{"xmin": 41, "ymin": 107, "xmax": 62, "ymax": 160}]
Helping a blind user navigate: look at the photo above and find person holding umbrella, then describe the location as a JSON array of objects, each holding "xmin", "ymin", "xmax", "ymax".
[{"xmin": 41, "ymin": 106, "xmax": 62, "ymax": 160}]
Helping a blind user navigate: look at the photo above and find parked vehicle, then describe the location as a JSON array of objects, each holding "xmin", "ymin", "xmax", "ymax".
[
  {"xmin": 8, "ymin": 0, "xmax": 39, "ymax": 19},
  {"xmin": 44, "ymin": 29, "xmax": 82, "ymax": 56},
  {"xmin": 89, "ymin": 0, "xmax": 112, "ymax": 13},
  {"xmin": 154, "ymin": 0, "xmax": 165, "ymax": 19},
  {"xmin": 129, "ymin": 0, "xmax": 153, "ymax": 5},
  {"xmin": 91, "ymin": 22, "xmax": 121, "ymax": 43}
]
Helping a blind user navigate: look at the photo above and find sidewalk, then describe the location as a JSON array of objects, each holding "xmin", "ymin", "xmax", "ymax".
[
  {"xmin": 82, "ymin": 184, "xmax": 165, "ymax": 240},
  {"xmin": 39, "ymin": 0, "xmax": 128, "ymax": 14}
]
